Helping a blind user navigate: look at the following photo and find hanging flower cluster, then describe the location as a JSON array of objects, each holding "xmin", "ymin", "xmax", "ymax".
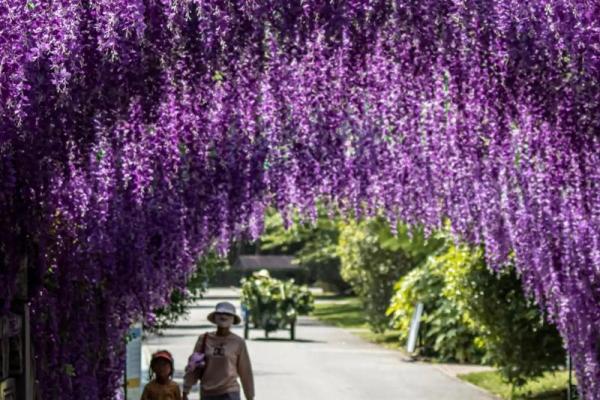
[{"xmin": 1, "ymin": 1, "xmax": 598, "ymax": 398}]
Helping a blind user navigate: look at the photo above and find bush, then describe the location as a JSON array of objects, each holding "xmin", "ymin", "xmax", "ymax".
[
  {"xmin": 337, "ymin": 218, "xmax": 444, "ymax": 333},
  {"xmin": 240, "ymin": 270, "xmax": 314, "ymax": 332},
  {"xmin": 389, "ymin": 240, "xmax": 566, "ymax": 388},
  {"xmin": 441, "ymin": 245, "xmax": 566, "ymax": 389},
  {"xmin": 388, "ymin": 254, "xmax": 483, "ymax": 363}
]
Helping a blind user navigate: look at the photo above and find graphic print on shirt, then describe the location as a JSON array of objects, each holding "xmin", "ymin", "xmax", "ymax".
[{"xmin": 212, "ymin": 342, "xmax": 226, "ymax": 357}]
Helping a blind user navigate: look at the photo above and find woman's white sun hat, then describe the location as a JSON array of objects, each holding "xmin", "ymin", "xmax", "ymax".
[{"xmin": 207, "ymin": 301, "xmax": 242, "ymax": 325}]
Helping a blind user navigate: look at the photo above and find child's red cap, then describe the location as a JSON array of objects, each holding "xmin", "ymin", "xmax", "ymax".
[{"xmin": 151, "ymin": 350, "xmax": 174, "ymax": 364}]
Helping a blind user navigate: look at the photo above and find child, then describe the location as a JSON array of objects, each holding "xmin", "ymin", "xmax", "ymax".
[{"xmin": 141, "ymin": 350, "xmax": 182, "ymax": 400}]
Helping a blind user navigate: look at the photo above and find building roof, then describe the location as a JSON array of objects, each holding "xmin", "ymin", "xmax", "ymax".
[{"xmin": 233, "ymin": 255, "xmax": 301, "ymax": 271}]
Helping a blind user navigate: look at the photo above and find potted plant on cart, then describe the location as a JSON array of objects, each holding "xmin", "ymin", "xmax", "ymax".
[{"xmin": 240, "ymin": 270, "xmax": 314, "ymax": 340}]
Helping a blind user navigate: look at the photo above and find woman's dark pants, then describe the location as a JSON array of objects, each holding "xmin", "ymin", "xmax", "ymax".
[{"xmin": 201, "ymin": 392, "xmax": 241, "ymax": 400}]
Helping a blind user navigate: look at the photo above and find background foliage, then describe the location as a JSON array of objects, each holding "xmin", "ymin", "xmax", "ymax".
[
  {"xmin": 338, "ymin": 218, "xmax": 444, "ymax": 332},
  {"xmin": 260, "ymin": 209, "xmax": 349, "ymax": 292},
  {"xmin": 441, "ymin": 244, "xmax": 566, "ymax": 389},
  {"xmin": 388, "ymin": 252, "xmax": 482, "ymax": 363},
  {"xmin": 389, "ymin": 240, "xmax": 566, "ymax": 388},
  {"xmin": 146, "ymin": 251, "xmax": 229, "ymax": 334}
]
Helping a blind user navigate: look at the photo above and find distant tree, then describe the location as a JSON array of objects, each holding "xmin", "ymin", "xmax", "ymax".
[{"xmin": 260, "ymin": 208, "xmax": 349, "ymax": 293}]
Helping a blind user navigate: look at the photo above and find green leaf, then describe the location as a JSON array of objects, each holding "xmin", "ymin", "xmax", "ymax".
[{"xmin": 64, "ymin": 364, "xmax": 76, "ymax": 377}]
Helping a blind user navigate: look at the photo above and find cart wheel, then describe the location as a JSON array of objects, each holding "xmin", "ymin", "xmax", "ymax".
[
  {"xmin": 290, "ymin": 319, "xmax": 296, "ymax": 341},
  {"xmin": 244, "ymin": 318, "xmax": 249, "ymax": 340}
]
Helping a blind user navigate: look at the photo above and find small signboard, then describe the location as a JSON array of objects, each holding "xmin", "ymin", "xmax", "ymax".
[
  {"xmin": 125, "ymin": 323, "xmax": 142, "ymax": 400},
  {"xmin": 0, "ymin": 377, "xmax": 16, "ymax": 400},
  {"xmin": 406, "ymin": 302, "xmax": 424, "ymax": 354}
]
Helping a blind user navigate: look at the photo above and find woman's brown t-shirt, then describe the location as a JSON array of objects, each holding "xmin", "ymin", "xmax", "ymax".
[{"xmin": 183, "ymin": 332, "xmax": 254, "ymax": 399}]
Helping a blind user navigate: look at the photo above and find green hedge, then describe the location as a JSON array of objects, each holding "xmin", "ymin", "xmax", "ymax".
[
  {"xmin": 388, "ymin": 241, "xmax": 565, "ymax": 389},
  {"xmin": 441, "ymin": 245, "xmax": 565, "ymax": 388}
]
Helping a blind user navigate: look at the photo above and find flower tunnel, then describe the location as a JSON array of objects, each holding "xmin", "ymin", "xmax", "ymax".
[{"xmin": 0, "ymin": 1, "xmax": 599, "ymax": 398}]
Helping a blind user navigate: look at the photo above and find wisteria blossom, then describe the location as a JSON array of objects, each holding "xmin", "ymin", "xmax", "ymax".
[{"xmin": 0, "ymin": 1, "xmax": 599, "ymax": 398}]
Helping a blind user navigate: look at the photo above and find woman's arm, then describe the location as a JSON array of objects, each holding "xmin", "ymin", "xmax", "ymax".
[
  {"xmin": 182, "ymin": 335, "xmax": 204, "ymax": 396},
  {"xmin": 237, "ymin": 341, "xmax": 255, "ymax": 400}
]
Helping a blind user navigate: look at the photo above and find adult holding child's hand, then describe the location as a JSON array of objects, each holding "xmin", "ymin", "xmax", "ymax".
[{"xmin": 183, "ymin": 302, "xmax": 254, "ymax": 400}]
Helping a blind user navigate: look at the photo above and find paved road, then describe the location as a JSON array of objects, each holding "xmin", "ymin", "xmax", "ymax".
[{"xmin": 142, "ymin": 288, "xmax": 495, "ymax": 400}]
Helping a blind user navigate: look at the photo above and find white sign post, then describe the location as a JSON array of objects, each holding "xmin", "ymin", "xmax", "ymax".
[
  {"xmin": 125, "ymin": 323, "xmax": 143, "ymax": 400},
  {"xmin": 406, "ymin": 302, "xmax": 424, "ymax": 354}
]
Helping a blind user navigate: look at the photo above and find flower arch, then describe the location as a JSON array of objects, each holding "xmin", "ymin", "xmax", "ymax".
[{"xmin": 1, "ymin": 1, "xmax": 599, "ymax": 398}]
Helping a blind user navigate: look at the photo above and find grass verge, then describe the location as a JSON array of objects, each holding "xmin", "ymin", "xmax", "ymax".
[
  {"xmin": 311, "ymin": 297, "xmax": 367, "ymax": 328},
  {"xmin": 311, "ymin": 298, "xmax": 405, "ymax": 351},
  {"xmin": 458, "ymin": 370, "xmax": 575, "ymax": 400}
]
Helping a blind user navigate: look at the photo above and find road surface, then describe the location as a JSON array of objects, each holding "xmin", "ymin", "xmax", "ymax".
[{"xmin": 142, "ymin": 288, "xmax": 495, "ymax": 400}]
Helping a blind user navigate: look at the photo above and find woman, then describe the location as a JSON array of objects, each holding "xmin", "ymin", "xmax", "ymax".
[{"xmin": 183, "ymin": 301, "xmax": 255, "ymax": 400}]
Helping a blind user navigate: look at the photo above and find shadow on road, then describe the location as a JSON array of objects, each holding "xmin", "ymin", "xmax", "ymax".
[
  {"xmin": 250, "ymin": 337, "xmax": 325, "ymax": 344},
  {"xmin": 296, "ymin": 319, "xmax": 327, "ymax": 327}
]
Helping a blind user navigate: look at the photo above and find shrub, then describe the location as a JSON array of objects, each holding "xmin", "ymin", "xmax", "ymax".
[
  {"xmin": 389, "ymin": 240, "xmax": 566, "ymax": 388},
  {"xmin": 388, "ymin": 254, "xmax": 483, "ymax": 363},
  {"xmin": 441, "ymin": 245, "xmax": 566, "ymax": 389},
  {"xmin": 337, "ymin": 218, "xmax": 443, "ymax": 332}
]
